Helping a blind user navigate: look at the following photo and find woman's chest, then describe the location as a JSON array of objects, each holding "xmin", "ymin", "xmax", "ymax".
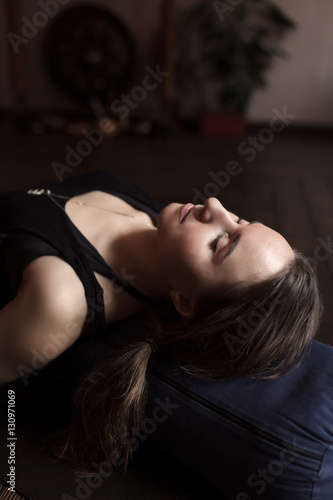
[
  {"xmin": 65, "ymin": 191, "xmax": 154, "ymax": 323},
  {"xmin": 65, "ymin": 191, "xmax": 153, "ymax": 255}
]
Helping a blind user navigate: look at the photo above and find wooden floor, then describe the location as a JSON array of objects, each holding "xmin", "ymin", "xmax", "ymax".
[{"xmin": 0, "ymin": 124, "xmax": 332, "ymax": 345}]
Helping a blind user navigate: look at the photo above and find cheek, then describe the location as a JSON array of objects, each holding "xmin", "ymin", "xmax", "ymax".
[{"xmin": 156, "ymin": 207, "xmax": 217, "ymax": 292}]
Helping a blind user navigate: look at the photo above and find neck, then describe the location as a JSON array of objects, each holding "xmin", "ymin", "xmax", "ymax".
[{"xmin": 114, "ymin": 226, "xmax": 170, "ymax": 301}]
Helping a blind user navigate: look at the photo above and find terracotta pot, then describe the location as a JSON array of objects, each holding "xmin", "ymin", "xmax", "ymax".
[{"xmin": 200, "ymin": 112, "xmax": 246, "ymax": 137}]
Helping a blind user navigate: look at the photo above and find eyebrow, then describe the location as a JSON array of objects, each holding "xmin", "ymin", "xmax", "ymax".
[{"xmin": 222, "ymin": 221, "xmax": 262, "ymax": 261}]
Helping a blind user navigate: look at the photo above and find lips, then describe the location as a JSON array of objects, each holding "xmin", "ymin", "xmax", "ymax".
[{"xmin": 180, "ymin": 203, "xmax": 194, "ymax": 223}]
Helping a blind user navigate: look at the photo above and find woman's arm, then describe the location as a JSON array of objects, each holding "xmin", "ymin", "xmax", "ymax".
[{"xmin": 0, "ymin": 256, "xmax": 87, "ymax": 384}]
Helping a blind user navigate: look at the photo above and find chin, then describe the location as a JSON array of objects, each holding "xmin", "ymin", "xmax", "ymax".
[{"xmin": 157, "ymin": 203, "xmax": 180, "ymax": 229}]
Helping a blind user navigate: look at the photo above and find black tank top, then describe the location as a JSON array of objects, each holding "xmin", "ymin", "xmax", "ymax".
[{"xmin": 0, "ymin": 171, "xmax": 163, "ymax": 338}]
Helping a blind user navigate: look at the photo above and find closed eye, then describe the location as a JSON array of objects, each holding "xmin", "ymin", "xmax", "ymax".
[
  {"xmin": 213, "ymin": 220, "xmax": 262, "ymax": 253},
  {"xmin": 213, "ymin": 233, "xmax": 223, "ymax": 251}
]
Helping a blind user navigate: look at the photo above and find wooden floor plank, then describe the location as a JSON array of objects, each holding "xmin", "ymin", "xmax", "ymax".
[
  {"xmin": 300, "ymin": 175, "xmax": 333, "ymax": 278},
  {"xmin": 0, "ymin": 480, "xmax": 28, "ymax": 500},
  {"xmin": 273, "ymin": 179, "xmax": 315, "ymax": 251},
  {"xmin": 240, "ymin": 178, "xmax": 276, "ymax": 229},
  {"xmin": 272, "ymin": 178, "xmax": 333, "ymax": 344},
  {"xmin": 300, "ymin": 176, "xmax": 333, "ymax": 344}
]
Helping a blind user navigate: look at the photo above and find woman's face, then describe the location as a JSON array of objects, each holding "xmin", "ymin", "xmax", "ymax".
[{"xmin": 156, "ymin": 197, "xmax": 294, "ymax": 303}]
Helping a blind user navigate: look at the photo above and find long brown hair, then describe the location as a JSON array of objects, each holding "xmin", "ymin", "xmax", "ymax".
[{"xmin": 62, "ymin": 250, "xmax": 322, "ymax": 473}]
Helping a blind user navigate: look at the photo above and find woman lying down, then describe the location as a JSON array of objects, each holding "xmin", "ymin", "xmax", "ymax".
[{"xmin": 0, "ymin": 170, "xmax": 322, "ymax": 473}]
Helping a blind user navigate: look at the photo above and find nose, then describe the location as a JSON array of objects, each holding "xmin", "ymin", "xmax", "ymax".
[{"xmin": 201, "ymin": 197, "xmax": 230, "ymax": 224}]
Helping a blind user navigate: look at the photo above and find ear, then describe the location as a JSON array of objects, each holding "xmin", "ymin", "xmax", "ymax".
[{"xmin": 170, "ymin": 289, "xmax": 196, "ymax": 318}]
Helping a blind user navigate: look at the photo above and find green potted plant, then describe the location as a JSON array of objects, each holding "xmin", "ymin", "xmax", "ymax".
[{"xmin": 173, "ymin": 0, "xmax": 295, "ymax": 136}]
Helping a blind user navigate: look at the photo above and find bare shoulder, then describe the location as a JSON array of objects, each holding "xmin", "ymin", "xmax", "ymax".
[
  {"xmin": 0, "ymin": 256, "xmax": 87, "ymax": 384},
  {"xmin": 22, "ymin": 255, "xmax": 87, "ymax": 315}
]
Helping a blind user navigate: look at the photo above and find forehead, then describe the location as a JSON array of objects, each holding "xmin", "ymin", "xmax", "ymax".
[{"xmin": 215, "ymin": 223, "xmax": 293, "ymax": 284}]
